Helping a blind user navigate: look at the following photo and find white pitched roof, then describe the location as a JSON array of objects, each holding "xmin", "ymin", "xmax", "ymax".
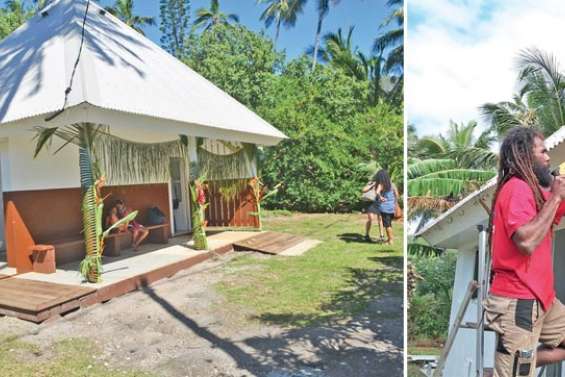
[{"xmin": 0, "ymin": 0, "xmax": 287, "ymax": 145}]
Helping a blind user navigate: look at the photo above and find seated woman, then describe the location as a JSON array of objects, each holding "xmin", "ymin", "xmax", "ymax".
[{"xmin": 107, "ymin": 199, "xmax": 149, "ymax": 251}]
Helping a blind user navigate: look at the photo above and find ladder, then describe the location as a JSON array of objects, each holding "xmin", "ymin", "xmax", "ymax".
[
  {"xmin": 433, "ymin": 225, "xmax": 490, "ymax": 377},
  {"xmin": 432, "ymin": 226, "xmax": 549, "ymax": 377}
]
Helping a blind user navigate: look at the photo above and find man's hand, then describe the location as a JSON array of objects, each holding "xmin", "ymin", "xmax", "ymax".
[{"xmin": 552, "ymin": 175, "xmax": 565, "ymax": 200}]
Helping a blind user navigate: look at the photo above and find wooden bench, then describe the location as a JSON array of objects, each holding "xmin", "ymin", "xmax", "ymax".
[
  {"xmin": 49, "ymin": 224, "xmax": 170, "ymax": 263},
  {"xmin": 104, "ymin": 224, "xmax": 170, "ymax": 256}
]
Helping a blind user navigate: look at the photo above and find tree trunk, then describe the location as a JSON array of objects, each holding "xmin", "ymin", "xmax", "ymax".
[{"xmin": 311, "ymin": 17, "xmax": 324, "ymax": 71}]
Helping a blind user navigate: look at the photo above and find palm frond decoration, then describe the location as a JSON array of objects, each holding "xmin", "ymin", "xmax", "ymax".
[
  {"xmin": 95, "ymin": 134, "xmax": 186, "ymax": 185},
  {"xmin": 196, "ymin": 142, "xmax": 257, "ymax": 181},
  {"xmin": 33, "ymin": 123, "xmax": 140, "ymax": 283}
]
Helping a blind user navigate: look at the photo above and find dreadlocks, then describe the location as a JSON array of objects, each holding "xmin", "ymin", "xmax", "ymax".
[{"xmin": 488, "ymin": 127, "xmax": 546, "ymax": 247}]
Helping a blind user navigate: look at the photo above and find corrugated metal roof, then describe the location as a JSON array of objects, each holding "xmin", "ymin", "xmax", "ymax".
[{"xmin": 0, "ymin": 0, "xmax": 287, "ymax": 145}]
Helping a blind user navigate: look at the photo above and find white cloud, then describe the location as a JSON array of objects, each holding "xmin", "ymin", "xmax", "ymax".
[{"xmin": 407, "ymin": 0, "xmax": 565, "ymax": 136}]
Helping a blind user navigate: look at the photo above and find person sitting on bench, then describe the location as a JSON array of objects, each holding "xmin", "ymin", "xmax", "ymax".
[{"xmin": 107, "ymin": 200, "xmax": 149, "ymax": 251}]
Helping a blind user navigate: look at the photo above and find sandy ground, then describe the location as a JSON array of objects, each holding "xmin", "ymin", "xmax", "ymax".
[{"xmin": 0, "ymin": 252, "xmax": 403, "ymax": 377}]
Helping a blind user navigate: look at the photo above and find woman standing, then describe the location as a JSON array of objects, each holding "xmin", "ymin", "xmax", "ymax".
[
  {"xmin": 374, "ymin": 169, "xmax": 398, "ymax": 245},
  {"xmin": 363, "ymin": 176, "xmax": 384, "ymax": 242}
]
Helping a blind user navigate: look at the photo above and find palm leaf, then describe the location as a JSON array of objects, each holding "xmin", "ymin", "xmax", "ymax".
[
  {"xmin": 102, "ymin": 210, "xmax": 138, "ymax": 239},
  {"xmin": 407, "ymin": 159, "xmax": 456, "ymax": 179}
]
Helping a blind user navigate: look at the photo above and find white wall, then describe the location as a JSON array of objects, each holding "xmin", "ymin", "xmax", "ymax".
[
  {"xmin": 2, "ymin": 134, "xmax": 80, "ymax": 192},
  {"xmin": 444, "ymin": 247, "xmax": 496, "ymax": 377}
]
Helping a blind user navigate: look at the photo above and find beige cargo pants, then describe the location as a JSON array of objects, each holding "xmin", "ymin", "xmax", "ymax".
[{"xmin": 484, "ymin": 295, "xmax": 565, "ymax": 377}]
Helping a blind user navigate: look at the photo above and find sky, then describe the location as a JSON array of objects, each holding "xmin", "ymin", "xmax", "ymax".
[
  {"xmin": 97, "ymin": 0, "xmax": 391, "ymax": 61},
  {"xmin": 407, "ymin": 0, "xmax": 565, "ymax": 137}
]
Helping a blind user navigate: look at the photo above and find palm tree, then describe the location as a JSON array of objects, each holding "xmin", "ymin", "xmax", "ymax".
[
  {"xmin": 374, "ymin": 0, "xmax": 403, "ymax": 76},
  {"xmin": 482, "ymin": 48, "xmax": 565, "ymax": 138},
  {"xmin": 311, "ymin": 0, "xmax": 341, "ymax": 71},
  {"xmin": 408, "ymin": 121, "xmax": 497, "ymax": 230},
  {"xmin": 105, "ymin": 0, "xmax": 155, "ymax": 36},
  {"xmin": 257, "ymin": 0, "xmax": 306, "ymax": 45},
  {"xmin": 481, "ymin": 90, "xmax": 538, "ymax": 138},
  {"xmin": 194, "ymin": 0, "xmax": 239, "ymax": 32}
]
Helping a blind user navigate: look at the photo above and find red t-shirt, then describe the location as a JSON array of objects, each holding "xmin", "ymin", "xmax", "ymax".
[{"xmin": 490, "ymin": 177, "xmax": 565, "ymax": 310}]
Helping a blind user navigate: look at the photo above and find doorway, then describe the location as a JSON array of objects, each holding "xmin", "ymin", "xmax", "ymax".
[{"xmin": 169, "ymin": 157, "xmax": 191, "ymax": 235}]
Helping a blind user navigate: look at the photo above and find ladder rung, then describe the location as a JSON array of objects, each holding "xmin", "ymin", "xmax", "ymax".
[{"xmin": 460, "ymin": 322, "xmax": 478, "ymax": 329}]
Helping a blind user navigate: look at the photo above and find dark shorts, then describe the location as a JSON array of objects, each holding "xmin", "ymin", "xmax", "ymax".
[{"xmin": 381, "ymin": 212, "xmax": 393, "ymax": 228}]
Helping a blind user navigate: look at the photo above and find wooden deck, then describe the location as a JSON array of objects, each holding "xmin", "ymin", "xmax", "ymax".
[
  {"xmin": 0, "ymin": 235, "xmax": 243, "ymax": 323},
  {"xmin": 0, "ymin": 278, "xmax": 96, "ymax": 323},
  {"xmin": 233, "ymin": 231, "xmax": 305, "ymax": 255}
]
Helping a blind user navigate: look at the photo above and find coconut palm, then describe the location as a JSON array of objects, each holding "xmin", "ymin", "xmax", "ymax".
[
  {"xmin": 194, "ymin": 0, "xmax": 239, "ymax": 32},
  {"xmin": 481, "ymin": 90, "xmax": 539, "ymax": 138},
  {"xmin": 408, "ymin": 121, "xmax": 497, "ymax": 229},
  {"xmin": 374, "ymin": 0, "xmax": 403, "ymax": 76},
  {"xmin": 257, "ymin": 0, "xmax": 306, "ymax": 45},
  {"xmin": 311, "ymin": 0, "xmax": 341, "ymax": 71},
  {"xmin": 482, "ymin": 48, "xmax": 565, "ymax": 139},
  {"xmin": 105, "ymin": 0, "xmax": 155, "ymax": 36},
  {"xmin": 34, "ymin": 124, "xmax": 136, "ymax": 282}
]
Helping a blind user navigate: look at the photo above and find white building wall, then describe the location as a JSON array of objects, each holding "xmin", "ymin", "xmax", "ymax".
[
  {"xmin": 444, "ymin": 247, "xmax": 496, "ymax": 377},
  {"xmin": 2, "ymin": 134, "xmax": 80, "ymax": 192}
]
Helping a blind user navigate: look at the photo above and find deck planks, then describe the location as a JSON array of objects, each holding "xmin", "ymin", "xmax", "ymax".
[
  {"xmin": 233, "ymin": 232, "xmax": 306, "ymax": 255},
  {"xmin": 0, "ymin": 278, "xmax": 96, "ymax": 315}
]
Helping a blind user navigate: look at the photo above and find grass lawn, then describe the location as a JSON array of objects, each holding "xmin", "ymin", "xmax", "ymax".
[
  {"xmin": 408, "ymin": 346, "xmax": 442, "ymax": 356},
  {"xmin": 0, "ymin": 336, "xmax": 154, "ymax": 377},
  {"xmin": 217, "ymin": 211, "xmax": 403, "ymax": 327}
]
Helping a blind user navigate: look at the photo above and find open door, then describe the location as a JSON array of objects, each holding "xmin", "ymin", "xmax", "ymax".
[{"xmin": 169, "ymin": 157, "xmax": 191, "ymax": 235}]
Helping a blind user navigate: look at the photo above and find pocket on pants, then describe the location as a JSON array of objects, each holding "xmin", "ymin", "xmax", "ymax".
[
  {"xmin": 484, "ymin": 295, "xmax": 511, "ymax": 334},
  {"xmin": 515, "ymin": 299, "xmax": 536, "ymax": 332}
]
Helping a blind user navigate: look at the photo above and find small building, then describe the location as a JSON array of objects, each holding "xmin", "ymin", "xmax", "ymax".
[
  {"xmin": 415, "ymin": 126, "xmax": 565, "ymax": 377},
  {"xmin": 0, "ymin": 0, "xmax": 286, "ymax": 266}
]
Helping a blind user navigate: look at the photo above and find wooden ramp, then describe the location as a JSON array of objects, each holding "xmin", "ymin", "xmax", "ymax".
[
  {"xmin": 0, "ymin": 278, "xmax": 96, "ymax": 323},
  {"xmin": 233, "ymin": 232, "xmax": 305, "ymax": 255}
]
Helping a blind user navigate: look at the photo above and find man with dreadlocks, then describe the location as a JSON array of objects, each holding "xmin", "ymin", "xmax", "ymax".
[{"xmin": 484, "ymin": 127, "xmax": 565, "ymax": 377}]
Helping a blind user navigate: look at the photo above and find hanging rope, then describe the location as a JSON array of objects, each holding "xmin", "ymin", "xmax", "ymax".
[{"xmin": 46, "ymin": 0, "xmax": 91, "ymax": 122}]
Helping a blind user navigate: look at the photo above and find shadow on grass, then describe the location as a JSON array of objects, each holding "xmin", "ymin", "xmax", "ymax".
[
  {"xmin": 337, "ymin": 233, "xmax": 375, "ymax": 244},
  {"xmin": 243, "ymin": 259, "xmax": 404, "ymax": 375},
  {"xmin": 138, "ymin": 253, "xmax": 404, "ymax": 376},
  {"xmin": 254, "ymin": 254, "xmax": 403, "ymax": 327}
]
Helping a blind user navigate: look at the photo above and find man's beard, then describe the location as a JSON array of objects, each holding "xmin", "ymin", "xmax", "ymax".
[{"xmin": 534, "ymin": 161, "xmax": 553, "ymax": 188}]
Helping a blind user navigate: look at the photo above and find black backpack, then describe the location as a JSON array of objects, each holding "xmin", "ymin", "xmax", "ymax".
[{"xmin": 148, "ymin": 206, "xmax": 166, "ymax": 225}]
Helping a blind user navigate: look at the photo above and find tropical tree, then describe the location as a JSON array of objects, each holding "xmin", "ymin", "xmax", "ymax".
[
  {"xmin": 408, "ymin": 121, "xmax": 497, "ymax": 230},
  {"xmin": 374, "ymin": 0, "xmax": 403, "ymax": 76},
  {"xmin": 194, "ymin": 0, "xmax": 239, "ymax": 32},
  {"xmin": 257, "ymin": 0, "xmax": 306, "ymax": 45},
  {"xmin": 34, "ymin": 124, "xmax": 136, "ymax": 283},
  {"xmin": 0, "ymin": 0, "xmax": 31, "ymax": 39},
  {"xmin": 482, "ymin": 48, "xmax": 565, "ymax": 138},
  {"xmin": 311, "ymin": 0, "xmax": 341, "ymax": 70},
  {"xmin": 105, "ymin": 0, "xmax": 155, "ymax": 35},
  {"xmin": 160, "ymin": 0, "xmax": 191, "ymax": 57},
  {"xmin": 312, "ymin": 26, "xmax": 365, "ymax": 79},
  {"xmin": 481, "ymin": 90, "xmax": 538, "ymax": 137}
]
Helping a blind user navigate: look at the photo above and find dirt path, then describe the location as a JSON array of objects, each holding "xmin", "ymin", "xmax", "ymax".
[{"xmin": 0, "ymin": 252, "xmax": 403, "ymax": 377}]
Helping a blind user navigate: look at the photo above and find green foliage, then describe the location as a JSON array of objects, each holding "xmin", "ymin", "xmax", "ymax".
[
  {"xmin": 408, "ymin": 120, "xmax": 496, "ymax": 223},
  {"xmin": 193, "ymin": 0, "xmax": 239, "ymax": 31},
  {"xmin": 0, "ymin": 0, "xmax": 34, "ymax": 40},
  {"xmin": 257, "ymin": 60, "xmax": 402, "ymax": 212},
  {"xmin": 159, "ymin": 0, "xmax": 191, "ymax": 57},
  {"xmin": 408, "ymin": 251, "xmax": 457, "ymax": 341},
  {"xmin": 181, "ymin": 24, "xmax": 402, "ymax": 213},
  {"xmin": 105, "ymin": 0, "xmax": 155, "ymax": 35},
  {"xmin": 183, "ymin": 24, "xmax": 283, "ymax": 110}
]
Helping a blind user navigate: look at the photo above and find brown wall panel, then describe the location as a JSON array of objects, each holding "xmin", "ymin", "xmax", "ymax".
[
  {"xmin": 205, "ymin": 183, "xmax": 259, "ymax": 228},
  {"xmin": 3, "ymin": 184, "xmax": 171, "ymax": 243}
]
